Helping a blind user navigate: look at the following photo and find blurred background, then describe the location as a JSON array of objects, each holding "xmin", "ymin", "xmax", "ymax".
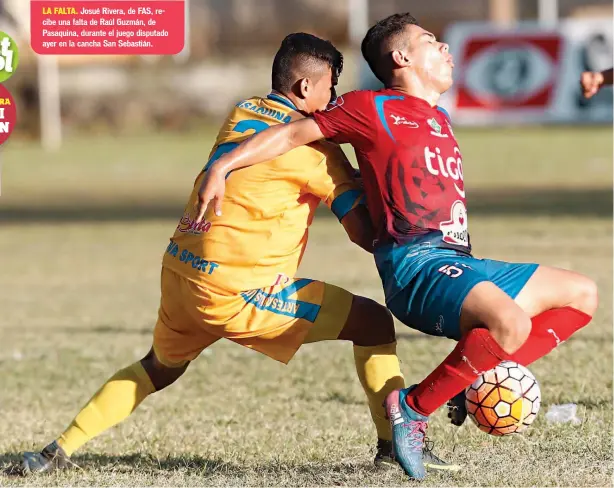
[{"xmin": 0, "ymin": 0, "xmax": 611, "ymax": 219}]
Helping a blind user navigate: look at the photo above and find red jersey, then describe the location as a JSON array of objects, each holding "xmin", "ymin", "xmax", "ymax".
[{"xmin": 312, "ymin": 89, "xmax": 470, "ymax": 253}]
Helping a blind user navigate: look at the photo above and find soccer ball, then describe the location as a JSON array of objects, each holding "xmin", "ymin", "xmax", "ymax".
[{"xmin": 465, "ymin": 360, "xmax": 541, "ymax": 436}]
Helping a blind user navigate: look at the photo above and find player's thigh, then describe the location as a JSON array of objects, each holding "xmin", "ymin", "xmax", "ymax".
[
  {"xmin": 513, "ymin": 265, "xmax": 598, "ymax": 317},
  {"xmin": 459, "ymin": 258, "xmax": 537, "ymax": 338},
  {"xmin": 153, "ymin": 268, "xmax": 221, "ymax": 368},
  {"xmin": 228, "ymin": 278, "xmax": 354, "ymax": 363},
  {"xmin": 302, "ymin": 281, "xmax": 355, "ymax": 343},
  {"xmin": 386, "ymin": 252, "xmax": 491, "ymax": 340}
]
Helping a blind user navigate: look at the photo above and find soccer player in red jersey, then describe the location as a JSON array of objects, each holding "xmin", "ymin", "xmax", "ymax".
[{"xmin": 194, "ymin": 14, "xmax": 598, "ymax": 480}]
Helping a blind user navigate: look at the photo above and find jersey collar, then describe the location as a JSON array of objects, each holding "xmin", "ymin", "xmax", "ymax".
[
  {"xmin": 383, "ymin": 88, "xmax": 442, "ymax": 112},
  {"xmin": 267, "ymin": 92, "xmax": 298, "ymax": 112}
]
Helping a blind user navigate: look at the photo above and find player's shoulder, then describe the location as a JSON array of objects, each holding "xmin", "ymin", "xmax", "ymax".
[
  {"xmin": 318, "ymin": 90, "xmax": 377, "ymax": 114},
  {"xmin": 278, "ymin": 138, "xmax": 347, "ymax": 175},
  {"xmin": 232, "ymin": 95, "xmax": 294, "ymax": 125},
  {"xmin": 436, "ymin": 106, "xmax": 452, "ymax": 123},
  {"xmin": 232, "ymin": 95, "xmax": 264, "ymax": 114},
  {"xmin": 325, "ymin": 89, "xmax": 376, "ymax": 111}
]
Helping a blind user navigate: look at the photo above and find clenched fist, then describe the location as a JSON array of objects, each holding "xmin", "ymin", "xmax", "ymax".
[{"xmin": 580, "ymin": 68, "xmax": 612, "ymax": 99}]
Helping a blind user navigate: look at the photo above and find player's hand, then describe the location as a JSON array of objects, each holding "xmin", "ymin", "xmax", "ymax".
[
  {"xmin": 195, "ymin": 167, "xmax": 226, "ymax": 221},
  {"xmin": 580, "ymin": 71, "xmax": 605, "ymax": 99}
]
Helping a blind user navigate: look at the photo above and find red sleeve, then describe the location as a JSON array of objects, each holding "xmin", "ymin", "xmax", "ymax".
[{"xmin": 311, "ymin": 90, "xmax": 375, "ymax": 147}]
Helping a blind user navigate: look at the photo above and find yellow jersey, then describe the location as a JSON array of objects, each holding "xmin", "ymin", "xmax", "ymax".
[{"xmin": 162, "ymin": 93, "xmax": 364, "ymax": 294}]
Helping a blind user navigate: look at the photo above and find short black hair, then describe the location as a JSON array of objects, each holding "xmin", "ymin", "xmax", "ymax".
[
  {"xmin": 361, "ymin": 13, "xmax": 419, "ymax": 84},
  {"xmin": 271, "ymin": 33, "xmax": 343, "ymax": 94}
]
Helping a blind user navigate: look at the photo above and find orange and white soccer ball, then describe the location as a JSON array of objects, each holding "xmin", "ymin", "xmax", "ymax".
[{"xmin": 465, "ymin": 360, "xmax": 541, "ymax": 436}]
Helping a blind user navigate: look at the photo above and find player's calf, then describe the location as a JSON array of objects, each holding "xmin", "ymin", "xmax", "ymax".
[{"xmin": 21, "ymin": 348, "xmax": 190, "ymax": 476}]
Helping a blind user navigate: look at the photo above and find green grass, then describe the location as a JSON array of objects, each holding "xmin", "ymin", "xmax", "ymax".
[
  {"xmin": 0, "ymin": 127, "xmax": 612, "ymax": 486},
  {"xmin": 1, "ymin": 126, "xmax": 611, "ymax": 209}
]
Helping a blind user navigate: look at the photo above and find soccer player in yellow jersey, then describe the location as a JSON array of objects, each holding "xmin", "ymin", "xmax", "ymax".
[{"xmin": 21, "ymin": 33, "xmax": 455, "ymax": 475}]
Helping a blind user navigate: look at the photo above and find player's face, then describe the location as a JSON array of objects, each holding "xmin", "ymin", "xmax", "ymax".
[
  {"xmin": 304, "ymin": 67, "xmax": 335, "ymax": 113},
  {"xmin": 407, "ymin": 25, "xmax": 454, "ymax": 93}
]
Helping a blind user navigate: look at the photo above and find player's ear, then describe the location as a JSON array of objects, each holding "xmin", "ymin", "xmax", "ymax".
[
  {"xmin": 391, "ymin": 50, "xmax": 411, "ymax": 68},
  {"xmin": 298, "ymin": 77, "xmax": 310, "ymax": 99}
]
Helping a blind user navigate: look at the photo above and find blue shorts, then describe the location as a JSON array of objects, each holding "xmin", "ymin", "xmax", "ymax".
[{"xmin": 379, "ymin": 248, "xmax": 538, "ymax": 341}]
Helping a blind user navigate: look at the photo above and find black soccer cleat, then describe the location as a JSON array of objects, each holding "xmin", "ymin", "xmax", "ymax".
[
  {"xmin": 374, "ymin": 438, "xmax": 462, "ymax": 472},
  {"xmin": 374, "ymin": 438, "xmax": 397, "ymax": 470},
  {"xmin": 447, "ymin": 390, "xmax": 468, "ymax": 427},
  {"xmin": 21, "ymin": 441, "xmax": 78, "ymax": 475},
  {"xmin": 422, "ymin": 438, "xmax": 462, "ymax": 472}
]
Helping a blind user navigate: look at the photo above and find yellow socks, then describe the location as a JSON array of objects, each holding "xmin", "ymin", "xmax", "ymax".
[
  {"xmin": 54, "ymin": 345, "xmax": 403, "ymax": 455},
  {"xmin": 57, "ymin": 361, "xmax": 156, "ymax": 456},
  {"xmin": 353, "ymin": 341, "xmax": 405, "ymax": 441}
]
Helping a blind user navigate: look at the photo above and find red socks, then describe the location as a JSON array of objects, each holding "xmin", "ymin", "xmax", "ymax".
[
  {"xmin": 406, "ymin": 328, "xmax": 510, "ymax": 416},
  {"xmin": 511, "ymin": 306, "xmax": 591, "ymax": 366},
  {"xmin": 405, "ymin": 307, "xmax": 592, "ymax": 417}
]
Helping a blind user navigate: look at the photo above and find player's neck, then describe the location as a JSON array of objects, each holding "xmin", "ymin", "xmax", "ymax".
[
  {"xmin": 387, "ymin": 78, "xmax": 441, "ymax": 107},
  {"xmin": 272, "ymin": 90, "xmax": 305, "ymax": 112}
]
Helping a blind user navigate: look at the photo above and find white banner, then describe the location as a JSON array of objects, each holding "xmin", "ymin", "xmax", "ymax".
[{"xmin": 439, "ymin": 19, "xmax": 613, "ymax": 125}]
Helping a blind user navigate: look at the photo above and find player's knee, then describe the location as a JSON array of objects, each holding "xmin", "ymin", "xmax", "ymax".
[
  {"xmin": 369, "ymin": 304, "xmax": 396, "ymax": 345},
  {"xmin": 140, "ymin": 348, "xmax": 189, "ymax": 391},
  {"xmin": 488, "ymin": 309, "xmax": 532, "ymax": 355},
  {"xmin": 568, "ymin": 275, "xmax": 598, "ymax": 317},
  {"xmin": 340, "ymin": 296, "xmax": 396, "ymax": 346}
]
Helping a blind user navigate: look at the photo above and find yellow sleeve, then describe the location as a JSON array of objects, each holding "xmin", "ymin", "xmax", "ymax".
[{"xmin": 303, "ymin": 142, "xmax": 366, "ymax": 221}]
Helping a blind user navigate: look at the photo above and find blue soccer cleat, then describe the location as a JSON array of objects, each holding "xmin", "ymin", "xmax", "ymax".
[{"xmin": 385, "ymin": 386, "xmax": 429, "ymax": 480}]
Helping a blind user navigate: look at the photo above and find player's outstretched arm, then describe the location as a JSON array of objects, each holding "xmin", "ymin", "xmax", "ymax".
[
  {"xmin": 195, "ymin": 118, "xmax": 325, "ymax": 221},
  {"xmin": 581, "ymin": 68, "xmax": 613, "ymax": 99},
  {"xmin": 340, "ymin": 205, "xmax": 376, "ymax": 253}
]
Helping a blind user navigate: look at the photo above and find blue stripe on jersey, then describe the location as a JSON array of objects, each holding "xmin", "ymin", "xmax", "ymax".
[
  {"xmin": 204, "ymin": 142, "xmax": 237, "ymax": 173},
  {"xmin": 437, "ymin": 106, "xmax": 451, "ymax": 122},
  {"xmin": 374, "ymin": 95, "xmax": 404, "ymax": 142},
  {"xmin": 267, "ymin": 93, "xmax": 298, "ymax": 111},
  {"xmin": 203, "ymin": 119, "xmax": 274, "ymax": 174},
  {"xmin": 240, "ymin": 278, "xmax": 320, "ymax": 322},
  {"xmin": 205, "ymin": 98, "xmax": 298, "ymax": 173},
  {"xmin": 331, "ymin": 189, "xmax": 364, "ymax": 221}
]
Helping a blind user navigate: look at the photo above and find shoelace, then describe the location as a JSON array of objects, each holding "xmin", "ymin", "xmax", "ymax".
[{"xmin": 404, "ymin": 420, "xmax": 428, "ymax": 452}]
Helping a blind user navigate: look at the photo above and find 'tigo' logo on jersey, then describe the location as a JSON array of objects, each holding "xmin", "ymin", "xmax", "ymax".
[
  {"xmin": 424, "ymin": 146, "xmax": 465, "ymax": 198},
  {"xmin": 0, "ymin": 32, "xmax": 18, "ymax": 82}
]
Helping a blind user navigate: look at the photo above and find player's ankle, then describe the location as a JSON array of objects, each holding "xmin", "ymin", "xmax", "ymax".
[{"xmin": 404, "ymin": 390, "xmax": 430, "ymax": 417}]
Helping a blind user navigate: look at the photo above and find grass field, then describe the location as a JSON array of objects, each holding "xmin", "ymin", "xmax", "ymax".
[{"xmin": 0, "ymin": 127, "xmax": 612, "ymax": 486}]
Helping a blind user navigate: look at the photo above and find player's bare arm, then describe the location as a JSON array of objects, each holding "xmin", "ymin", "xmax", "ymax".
[
  {"xmin": 195, "ymin": 118, "xmax": 325, "ymax": 221},
  {"xmin": 340, "ymin": 205, "xmax": 375, "ymax": 253},
  {"xmin": 581, "ymin": 67, "xmax": 613, "ymax": 98}
]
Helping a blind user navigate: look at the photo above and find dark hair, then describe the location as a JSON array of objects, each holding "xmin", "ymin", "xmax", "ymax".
[
  {"xmin": 271, "ymin": 33, "xmax": 343, "ymax": 93},
  {"xmin": 361, "ymin": 13, "xmax": 419, "ymax": 84}
]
